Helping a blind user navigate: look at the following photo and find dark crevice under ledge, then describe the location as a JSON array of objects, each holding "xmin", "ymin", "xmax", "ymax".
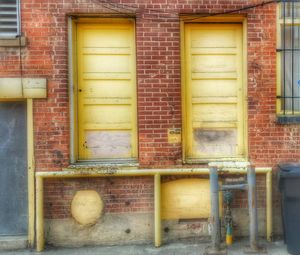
[{"xmin": 277, "ymin": 115, "xmax": 300, "ymax": 124}]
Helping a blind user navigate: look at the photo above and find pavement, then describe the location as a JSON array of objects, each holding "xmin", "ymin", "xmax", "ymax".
[{"xmin": 0, "ymin": 239, "xmax": 290, "ymax": 255}]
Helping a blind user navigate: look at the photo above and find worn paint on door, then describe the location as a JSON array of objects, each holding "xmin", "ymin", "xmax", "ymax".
[
  {"xmin": 76, "ymin": 20, "xmax": 137, "ymax": 160},
  {"xmin": 184, "ymin": 23, "xmax": 245, "ymax": 160},
  {"xmin": 0, "ymin": 102, "xmax": 27, "ymax": 235}
]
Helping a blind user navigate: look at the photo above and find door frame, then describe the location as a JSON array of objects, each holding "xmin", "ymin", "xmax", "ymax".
[{"xmin": 180, "ymin": 15, "xmax": 248, "ymax": 163}]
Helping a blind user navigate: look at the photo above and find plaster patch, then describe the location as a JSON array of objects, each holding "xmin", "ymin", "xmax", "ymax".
[{"xmin": 71, "ymin": 190, "xmax": 103, "ymax": 226}]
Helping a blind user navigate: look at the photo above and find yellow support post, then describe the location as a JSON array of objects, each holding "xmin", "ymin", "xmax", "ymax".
[
  {"xmin": 154, "ymin": 174, "xmax": 161, "ymax": 247},
  {"xmin": 266, "ymin": 170, "xmax": 273, "ymax": 242},
  {"xmin": 36, "ymin": 176, "xmax": 44, "ymax": 252},
  {"xmin": 27, "ymin": 98, "xmax": 35, "ymax": 247}
]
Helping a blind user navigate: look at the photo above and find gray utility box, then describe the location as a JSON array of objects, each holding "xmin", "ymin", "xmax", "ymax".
[{"xmin": 279, "ymin": 163, "xmax": 300, "ymax": 255}]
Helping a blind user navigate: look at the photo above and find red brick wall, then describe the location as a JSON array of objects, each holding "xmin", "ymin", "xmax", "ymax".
[
  {"xmin": 44, "ymin": 177, "xmax": 154, "ymax": 219},
  {"xmin": 0, "ymin": 0, "xmax": 288, "ymax": 219}
]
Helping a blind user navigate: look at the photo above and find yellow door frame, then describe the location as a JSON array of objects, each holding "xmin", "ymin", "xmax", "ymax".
[
  {"xmin": 180, "ymin": 15, "xmax": 248, "ymax": 163},
  {"xmin": 27, "ymin": 98, "xmax": 35, "ymax": 247},
  {"xmin": 0, "ymin": 77, "xmax": 46, "ymax": 246}
]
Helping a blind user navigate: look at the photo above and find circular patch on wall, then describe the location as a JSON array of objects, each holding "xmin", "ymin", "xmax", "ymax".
[{"xmin": 71, "ymin": 190, "xmax": 103, "ymax": 226}]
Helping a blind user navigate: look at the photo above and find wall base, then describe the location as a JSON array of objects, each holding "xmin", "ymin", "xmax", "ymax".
[{"xmin": 0, "ymin": 236, "xmax": 28, "ymax": 251}]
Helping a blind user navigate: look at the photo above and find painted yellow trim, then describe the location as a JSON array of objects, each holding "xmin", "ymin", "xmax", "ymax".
[
  {"xmin": 36, "ymin": 176, "xmax": 44, "ymax": 252},
  {"xmin": 181, "ymin": 17, "xmax": 248, "ymax": 162},
  {"xmin": 72, "ymin": 18, "xmax": 79, "ymax": 162},
  {"xmin": 242, "ymin": 19, "xmax": 249, "ymax": 161},
  {"xmin": 35, "ymin": 166, "xmax": 272, "ymax": 251},
  {"xmin": 180, "ymin": 20, "xmax": 187, "ymax": 163},
  {"xmin": 266, "ymin": 171, "xmax": 273, "ymax": 242},
  {"xmin": 154, "ymin": 174, "xmax": 161, "ymax": 247},
  {"xmin": 27, "ymin": 99, "xmax": 35, "ymax": 247}
]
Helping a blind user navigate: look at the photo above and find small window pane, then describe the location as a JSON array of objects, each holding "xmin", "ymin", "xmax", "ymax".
[
  {"xmin": 281, "ymin": 51, "xmax": 300, "ymax": 112},
  {"xmin": 281, "ymin": 25, "xmax": 300, "ymax": 49},
  {"xmin": 280, "ymin": 2, "xmax": 300, "ymax": 19}
]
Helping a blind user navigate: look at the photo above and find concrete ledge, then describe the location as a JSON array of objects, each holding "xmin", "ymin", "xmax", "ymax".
[
  {"xmin": 0, "ymin": 36, "xmax": 26, "ymax": 47},
  {"xmin": 0, "ymin": 78, "xmax": 47, "ymax": 99},
  {"xmin": 0, "ymin": 236, "xmax": 28, "ymax": 251}
]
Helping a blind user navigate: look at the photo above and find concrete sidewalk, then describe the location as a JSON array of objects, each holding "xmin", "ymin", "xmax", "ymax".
[{"xmin": 0, "ymin": 239, "xmax": 290, "ymax": 255}]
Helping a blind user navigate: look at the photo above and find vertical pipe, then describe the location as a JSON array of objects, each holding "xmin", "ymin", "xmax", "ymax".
[
  {"xmin": 266, "ymin": 171, "xmax": 273, "ymax": 242},
  {"xmin": 27, "ymin": 99, "xmax": 35, "ymax": 247},
  {"xmin": 154, "ymin": 174, "xmax": 161, "ymax": 247},
  {"xmin": 247, "ymin": 166, "xmax": 258, "ymax": 250},
  {"xmin": 209, "ymin": 167, "xmax": 220, "ymax": 251},
  {"xmin": 36, "ymin": 176, "xmax": 44, "ymax": 252}
]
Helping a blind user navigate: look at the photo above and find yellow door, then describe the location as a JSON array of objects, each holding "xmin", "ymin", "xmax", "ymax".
[
  {"xmin": 184, "ymin": 23, "xmax": 245, "ymax": 160},
  {"xmin": 76, "ymin": 20, "xmax": 137, "ymax": 160}
]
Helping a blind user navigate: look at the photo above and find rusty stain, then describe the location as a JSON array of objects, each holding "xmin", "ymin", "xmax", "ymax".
[{"xmin": 52, "ymin": 150, "xmax": 64, "ymax": 166}]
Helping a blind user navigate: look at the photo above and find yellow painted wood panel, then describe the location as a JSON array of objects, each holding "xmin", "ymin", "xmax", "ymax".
[
  {"xmin": 184, "ymin": 23, "xmax": 245, "ymax": 160},
  {"xmin": 77, "ymin": 21, "xmax": 137, "ymax": 160}
]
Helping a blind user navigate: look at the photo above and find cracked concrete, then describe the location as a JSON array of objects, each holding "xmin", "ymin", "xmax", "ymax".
[{"xmin": 0, "ymin": 239, "xmax": 290, "ymax": 255}]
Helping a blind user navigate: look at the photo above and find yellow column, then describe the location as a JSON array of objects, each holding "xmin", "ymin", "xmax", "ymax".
[
  {"xmin": 36, "ymin": 176, "xmax": 44, "ymax": 252},
  {"xmin": 27, "ymin": 98, "xmax": 35, "ymax": 247},
  {"xmin": 266, "ymin": 171, "xmax": 273, "ymax": 242},
  {"xmin": 154, "ymin": 174, "xmax": 161, "ymax": 247}
]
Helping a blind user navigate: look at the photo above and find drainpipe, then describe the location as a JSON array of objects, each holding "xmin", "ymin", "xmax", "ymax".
[
  {"xmin": 205, "ymin": 167, "xmax": 227, "ymax": 255},
  {"xmin": 209, "ymin": 167, "xmax": 221, "ymax": 252},
  {"xmin": 248, "ymin": 166, "xmax": 258, "ymax": 250}
]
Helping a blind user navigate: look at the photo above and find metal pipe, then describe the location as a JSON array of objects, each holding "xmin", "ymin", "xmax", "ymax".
[
  {"xmin": 36, "ymin": 176, "xmax": 44, "ymax": 252},
  {"xmin": 209, "ymin": 167, "xmax": 221, "ymax": 251},
  {"xmin": 27, "ymin": 99, "xmax": 35, "ymax": 247},
  {"xmin": 35, "ymin": 167, "xmax": 272, "ymax": 177},
  {"xmin": 154, "ymin": 174, "xmax": 161, "ymax": 247},
  {"xmin": 266, "ymin": 171, "xmax": 273, "ymax": 242},
  {"xmin": 247, "ymin": 166, "xmax": 259, "ymax": 250},
  {"xmin": 221, "ymin": 184, "xmax": 248, "ymax": 191},
  {"xmin": 39, "ymin": 168, "xmax": 212, "ymax": 178}
]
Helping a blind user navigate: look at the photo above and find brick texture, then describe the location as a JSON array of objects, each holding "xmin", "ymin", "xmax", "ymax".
[{"xmin": 0, "ymin": 0, "xmax": 288, "ymax": 222}]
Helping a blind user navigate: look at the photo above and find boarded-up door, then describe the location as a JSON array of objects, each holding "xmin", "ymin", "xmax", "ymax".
[
  {"xmin": 0, "ymin": 102, "xmax": 27, "ymax": 235},
  {"xmin": 184, "ymin": 23, "xmax": 246, "ymax": 160},
  {"xmin": 76, "ymin": 20, "xmax": 137, "ymax": 160}
]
